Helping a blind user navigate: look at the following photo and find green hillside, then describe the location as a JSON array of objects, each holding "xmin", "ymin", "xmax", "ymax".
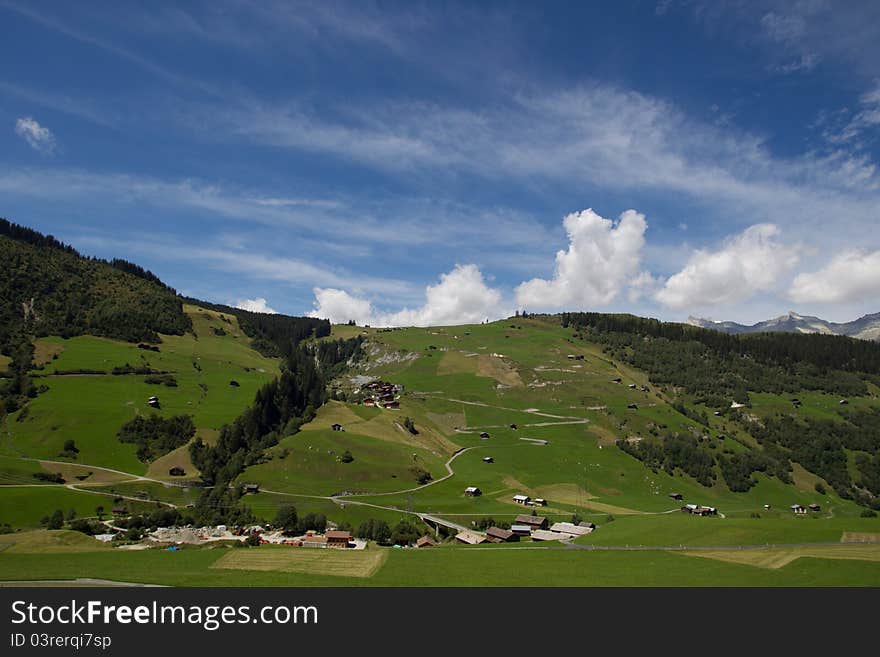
[{"xmin": 1, "ymin": 223, "xmax": 879, "ymax": 585}]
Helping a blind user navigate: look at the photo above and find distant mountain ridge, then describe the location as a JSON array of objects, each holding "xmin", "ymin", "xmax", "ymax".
[{"xmin": 686, "ymin": 311, "xmax": 880, "ymax": 341}]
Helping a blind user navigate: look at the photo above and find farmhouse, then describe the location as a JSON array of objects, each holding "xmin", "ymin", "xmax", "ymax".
[
  {"xmin": 791, "ymin": 504, "xmax": 807, "ymax": 515},
  {"xmin": 515, "ymin": 514, "xmax": 549, "ymax": 530},
  {"xmin": 682, "ymin": 504, "xmax": 716, "ymax": 516},
  {"xmin": 550, "ymin": 521, "xmax": 593, "ymax": 537},
  {"xmin": 512, "ymin": 494, "xmax": 531, "ymax": 505},
  {"xmin": 510, "ymin": 524, "xmax": 532, "ymax": 537},
  {"xmin": 326, "ymin": 530, "xmax": 353, "ymax": 548},
  {"xmin": 533, "ymin": 498, "xmax": 547, "ymax": 507},
  {"xmin": 455, "ymin": 530, "xmax": 486, "ymax": 545},
  {"xmin": 384, "ymin": 401, "xmax": 400, "ymax": 410},
  {"xmin": 531, "ymin": 529, "xmax": 566, "ymax": 541},
  {"xmin": 486, "ymin": 527, "xmax": 517, "ymax": 543},
  {"xmin": 301, "ymin": 533, "xmax": 328, "ymax": 548},
  {"xmin": 464, "ymin": 486, "xmax": 482, "ymax": 497}
]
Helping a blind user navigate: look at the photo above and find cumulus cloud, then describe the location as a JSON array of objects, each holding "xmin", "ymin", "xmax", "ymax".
[
  {"xmin": 235, "ymin": 297, "xmax": 277, "ymax": 314},
  {"xmin": 655, "ymin": 224, "xmax": 801, "ymax": 309},
  {"xmin": 14, "ymin": 117, "xmax": 56, "ymax": 154},
  {"xmin": 309, "ymin": 264, "xmax": 508, "ymax": 327},
  {"xmin": 515, "ymin": 208, "xmax": 647, "ymax": 310},
  {"xmin": 789, "ymin": 249, "xmax": 880, "ymax": 304}
]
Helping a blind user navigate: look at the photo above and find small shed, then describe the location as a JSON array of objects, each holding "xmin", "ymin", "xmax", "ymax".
[
  {"xmin": 510, "ymin": 524, "xmax": 532, "ymax": 536},
  {"xmin": 627, "ymin": 403, "xmax": 639, "ymax": 410},
  {"xmin": 512, "ymin": 494, "xmax": 531, "ymax": 505},
  {"xmin": 791, "ymin": 504, "xmax": 807, "ymax": 514},
  {"xmin": 668, "ymin": 492, "xmax": 683, "ymax": 501},
  {"xmin": 482, "ymin": 456, "xmax": 494, "ymax": 463},
  {"xmin": 533, "ymin": 498, "xmax": 547, "ymax": 507},
  {"xmin": 509, "ymin": 424, "xmax": 518, "ymax": 430},
  {"xmin": 464, "ymin": 486, "xmax": 482, "ymax": 497},
  {"xmin": 331, "ymin": 423, "xmax": 344, "ymax": 432},
  {"xmin": 242, "ymin": 483, "xmax": 260, "ymax": 494},
  {"xmin": 808, "ymin": 503, "xmax": 821, "ymax": 512},
  {"xmin": 531, "ymin": 529, "xmax": 566, "ymax": 542},
  {"xmin": 416, "ymin": 535, "xmax": 438, "ymax": 548},
  {"xmin": 168, "ymin": 466, "xmax": 186, "ymax": 476},
  {"xmin": 479, "ymin": 431, "xmax": 490, "ymax": 439}
]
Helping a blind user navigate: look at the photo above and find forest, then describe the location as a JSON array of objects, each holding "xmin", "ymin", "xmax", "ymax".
[{"xmin": 561, "ymin": 312, "xmax": 880, "ymax": 401}]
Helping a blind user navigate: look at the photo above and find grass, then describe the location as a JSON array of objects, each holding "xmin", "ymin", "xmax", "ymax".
[
  {"xmin": 681, "ymin": 544, "xmax": 880, "ymax": 570},
  {"xmin": 211, "ymin": 545, "xmax": 387, "ymax": 577},
  {"xmin": 0, "ymin": 529, "xmax": 111, "ymax": 553},
  {"xmin": 0, "ymin": 542, "xmax": 879, "ymax": 586},
  {"xmin": 0, "ymin": 486, "xmax": 118, "ymax": 527},
  {"xmin": 2, "ymin": 305, "xmax": 279, "ymax": 476}
]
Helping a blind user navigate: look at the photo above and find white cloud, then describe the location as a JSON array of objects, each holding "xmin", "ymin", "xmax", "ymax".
[
  {"xmin": 309, "ymin": 264, "xmax": 508, "ymax": 327},
  {"xmin": 235, "ymin": 297, "xmax": 277, "ymax": 314},
  {"xmin": 655, "ymin": 224, "xmax": 801, "ymax": 310},
  {"xmin": 789, "ymin": 249, "xmax": 880, "ymax": 304},
  {"xmin": 14, "ymin": 117, "xmax": 56, "ymax": 153},
  {"xmin": 515, "ymin": 208, "xmax": 647, "ymax": 310}
]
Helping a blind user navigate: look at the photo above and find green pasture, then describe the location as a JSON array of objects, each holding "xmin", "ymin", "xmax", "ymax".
[
  {"xmin": 1, "ymin": 537, "xmax": 879, "ymax": 586},
  {"xmin": 3, "ymin": 305, "xmax": 279, "ymax": 474}
]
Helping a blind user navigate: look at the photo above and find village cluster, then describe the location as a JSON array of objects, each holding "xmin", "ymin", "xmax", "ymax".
[
  {"xmin": 357, "ymin": 380, "xmax": 404, "ymax": 410},
  {"xmin": 451, "ymin": 491, "xmax": 596, "ymax": 545}
]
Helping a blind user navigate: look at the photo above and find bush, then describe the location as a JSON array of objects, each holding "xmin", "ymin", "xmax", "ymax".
[
  {"xmin": 860, "ymin": 509, "xmax": 878, "ymax": 518},
  {"xmin": 117, "ymin": 414, "xmax": 195, "ymax": 462},
  {"xmin": 33, "ymin": 472, "xmax": 65, "ymax": 484},
  {"xmin": 339, "ymin": 450, "xmax": 354, "ymax": 463}
]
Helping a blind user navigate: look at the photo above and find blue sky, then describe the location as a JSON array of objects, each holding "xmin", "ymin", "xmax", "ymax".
[{"xmin": 2, "ymin": 1, "xmax": 879, "ymax": 326}]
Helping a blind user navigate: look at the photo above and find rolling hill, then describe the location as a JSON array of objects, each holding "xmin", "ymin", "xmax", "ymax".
[{"xmin": 1, "ymin": 219, "xmax": 879, "ymax": 586}]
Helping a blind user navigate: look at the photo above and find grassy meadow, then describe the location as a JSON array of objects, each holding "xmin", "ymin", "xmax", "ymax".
[{"xmin": 2, "ymin": 315, "xmax": 879, "ymax": 585}]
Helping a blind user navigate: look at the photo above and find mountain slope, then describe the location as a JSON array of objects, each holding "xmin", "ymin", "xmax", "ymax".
[
  {"xmin": 1, "ymin": 218, "xmax": 191, "ymax": 345},
  {"xmin": 687, "ymin": 311, "xmax": 880, "ymax": 341}
]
